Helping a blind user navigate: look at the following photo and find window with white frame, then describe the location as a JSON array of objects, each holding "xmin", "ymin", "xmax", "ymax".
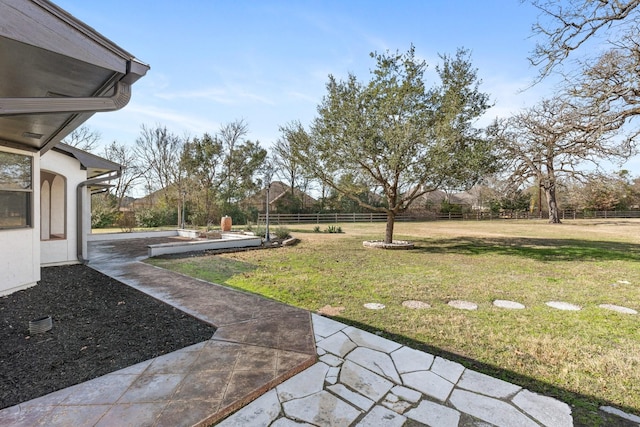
[{"xmin": 0, "ymin": 151, "xmax": 33, "ymax": 229}]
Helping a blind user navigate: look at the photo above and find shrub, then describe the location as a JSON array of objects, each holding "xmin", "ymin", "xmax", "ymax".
[
  {"xmin": 274, "ymin": 226, "xmax": 291, "ymax": 240},
  {"xmin": 92, "ymin": 206, "xmax": 118, "ymax": 228},
  {"xmin": 313, "ymin": 225, "xmax": 321, "ymax": 233},
  {"xmin": 116, "ymin": 211, "xmax": 136, "ymax": 232},
  {"xmin": 325, "ymin": 225, "xmax": 342, "ymax": 233}
]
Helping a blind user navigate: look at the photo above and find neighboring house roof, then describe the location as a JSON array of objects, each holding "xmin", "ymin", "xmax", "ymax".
[
  {"xmin": 243, "ymin": 181, "xmax": 317, "ymax": 211},
  {"xmin": 0, "ymin": 0, "xmax": 149, "ymax": 154}
]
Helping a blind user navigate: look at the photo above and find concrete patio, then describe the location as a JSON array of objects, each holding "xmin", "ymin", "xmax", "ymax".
[{"xmin": 0, "ymin": 236, "xmax": 589, "ymax": 426}]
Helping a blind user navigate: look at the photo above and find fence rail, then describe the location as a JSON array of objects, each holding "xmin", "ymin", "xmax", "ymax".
[{"xmin": 258, "ymin": 210, "xmax": 640, "ymax": 224}]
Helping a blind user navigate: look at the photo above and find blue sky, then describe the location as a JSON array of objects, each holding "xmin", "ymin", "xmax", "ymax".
[
  {"xmin": 53, "ymin": 1, "xmax": 549, "ymax": 144},
  {"xmin": 54, "ymin": 0, "xmax": 636, "ymax": 173}
]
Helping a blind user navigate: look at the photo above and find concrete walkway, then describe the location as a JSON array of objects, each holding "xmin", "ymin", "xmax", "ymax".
[{"xmin": 0, "ymin": 236, "xmax": 580, "ymax": 426}]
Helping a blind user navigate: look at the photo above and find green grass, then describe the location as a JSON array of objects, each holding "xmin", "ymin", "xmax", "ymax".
[{"xmin": 147, "ymin": 219, "xmax": 640, "ymax": 425}]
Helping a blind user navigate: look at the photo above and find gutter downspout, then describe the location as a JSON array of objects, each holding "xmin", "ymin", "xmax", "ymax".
[{"xmin": 76, "ymin": 169, "xmax": 121, "ymax": 263}]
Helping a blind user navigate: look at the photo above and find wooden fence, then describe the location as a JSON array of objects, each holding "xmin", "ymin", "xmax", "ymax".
[{"xmin": 257, "ymin": 210, "xmax": 640, "ymax": 224}]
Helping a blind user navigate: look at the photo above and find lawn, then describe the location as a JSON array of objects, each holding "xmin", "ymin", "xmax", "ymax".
[{"xmin": 147, "ymin": 219, "xmax": 640, "ymax": 425}]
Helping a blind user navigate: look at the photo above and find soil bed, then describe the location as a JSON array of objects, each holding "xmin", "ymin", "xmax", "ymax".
[{"xmin": 0, "ymin": 264, "xmax": 216, "ymax": 410}]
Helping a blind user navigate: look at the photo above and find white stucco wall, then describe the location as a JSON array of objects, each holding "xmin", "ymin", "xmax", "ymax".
[
  {"xmin": 40, "ymin": 149, "xmax": 87, "ymax": 266},
  {"xmin": 0, "ymin": 147, "xmax": 40, "ymax": 296}
]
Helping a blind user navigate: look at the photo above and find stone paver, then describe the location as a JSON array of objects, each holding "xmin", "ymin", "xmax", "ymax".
[
  {"xmin": 601, "ymin": 405, "xmax": 640, "ymax": 424},
  {"xmin": 457, "ymin": 369, "xmax": 522, "ymax": 398},
  {"xmin": 340, "ymin": 360, "xmax": 394, "ymax": 401},
  {"xmin": 316, "ymin": 331, "xmax": 357, "ymax": 358},
  {"xmin": 405, "ymin": 399, "xmax": 461, "ymax": 427},
  {"xmin": 216, "ymin": 389, "xmax": 280, "ymax": 427},
  {"xmin": 346, "ymin": 347, "xmax": 401, "ymax": 383},
  {"xmin": 356, "ymin": 405, "xmax": 406, "ymax": 427},
  {"xmin": 282, "ymin": 390, "xmax": 361, "ymax": 426},
  {"xmin": 276, "ymin": 363, "xmax": 329, "ymax": 402},
  {"xmin": 401, "ymin": 370, "xmax": 455, "ymax": 402},
  {"xmin": 327, "ymin": 383, "xmax": 375, "ymax": 411},
  {"xmin": 343, "ymin": 326, "xmax": 402, "ymax": 353},
  {"xmin": 390, "ymin": 346, "xmax": 434, "ymax": 373},
  {"xmin": 512, "ymin": 389, "xmax": 573, "ymax": 427},
  {"xmin": 430, "ymin": 356, "xmax": 466, "ymax": 384},
  {"xmin": 450, "ymin": 389, "xmax": 540, "ymax": 427},
  {"xmin": 220, "ymin": 314, "xmax": 584, "ymax": 427}
]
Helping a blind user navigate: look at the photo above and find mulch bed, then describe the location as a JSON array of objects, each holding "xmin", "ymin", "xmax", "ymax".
[{"xmin": 0, "ymin": 264, "xmax": 216, "ymax": 410}]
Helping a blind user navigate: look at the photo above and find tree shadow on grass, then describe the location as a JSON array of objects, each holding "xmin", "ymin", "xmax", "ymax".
[
  {"xmin": 330, "ymin": 315, "xmax": 640, "ymax": 427},
  {"xmin": 412, "ymin": 236, "xmax": 640, "ymax": 262}
]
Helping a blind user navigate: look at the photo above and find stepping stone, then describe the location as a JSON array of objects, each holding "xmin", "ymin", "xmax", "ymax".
[
  {"xmin": 448, "ymin": 300, "xmax": 478, "ymax": 310},
  {"xmin": 317, "ymin": 305, "xmax": 345, "ymax": 316},
  {"xmin": 402, "ymin": 300, "xmax": 431, "ymax": 309},
  {"xmin": 493, "ymin": 299, "xmax": 525, "ymax": 309},
  {"xmin": 364, "ymin": 303, "xmax": 385, "ymax": 310},
  {"xmin": 598, "ymin": 304, "xmax": 637, "ymax": 315},
  {"xmin": 545, "ymin": 301, "xmax": 581, "ymax": 311}
]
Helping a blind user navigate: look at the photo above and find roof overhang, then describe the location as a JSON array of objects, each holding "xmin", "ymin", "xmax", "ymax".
[
  {"xmin": 0, "ymin": 0, "xmax": 149, "ymax": 154},
  {"xmin": 52, "ymin": 143, "xmax": 121, "ymax": 179}
]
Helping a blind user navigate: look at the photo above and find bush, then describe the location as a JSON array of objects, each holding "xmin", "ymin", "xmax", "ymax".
[
  {"xmin": 135, "ymin": 207, "xmax": 175, "ymax": 228},
  {"xmin": 274, "ymin": 226, "xmax": 291, "ymax": 240},
  {"xmin": 92, "ymin": 207, "xmax": 118, "ymax": 228},
  {"xmin": 116, "ymin": 211, "xmax": 136, "ymax": 232},
  {"xmin": 325, "ymin": 225, "xmax": 342, "ymax": 233},
  {"xmin": 313, "ymin": 226, "xmax": 321, "ymax": 233}
]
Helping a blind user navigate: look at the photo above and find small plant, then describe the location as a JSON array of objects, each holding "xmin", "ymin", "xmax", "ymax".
[
  {"xmin": 325, "ymin": 225, "xmax": 342, "ymax": 233},
  {"xmin": 313, "ymin": 226, "xmax": 321, "ymax": 233},
  {"xmin": 274, "ymin": 226, "xmax": 291, "ymax": 240}
]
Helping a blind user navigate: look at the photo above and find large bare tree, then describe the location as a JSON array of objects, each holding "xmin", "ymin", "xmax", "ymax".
[
  {"xmin": 62, "ymin": 125, "xmax": 101, "ymax": 152},
  {"xmin": 530, "ymin": 0, "xmax": 640, "ymax": 78},
  {"xmin": 494, "ymin": 96, "xmax": 633, "ymax": 223},
  {"xmin": 135, "ymin": 124, "xmax": 184, "ymax": 205},
  {"xmin": 530, "ymin": 0, "xmax": 640, "ymax": 126},
  {"xmin": 102, "ymin": 141, "xmax": 146, "ymax": 210}
]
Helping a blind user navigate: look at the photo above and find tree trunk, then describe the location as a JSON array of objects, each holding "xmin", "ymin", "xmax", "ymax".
[
  {"xmin": 545, "ymin": 185, "xmax": 562, "ymax": 224},
  {"xmin": 385, "ymin": 211, "xmax": 396, "ymax": 243}
]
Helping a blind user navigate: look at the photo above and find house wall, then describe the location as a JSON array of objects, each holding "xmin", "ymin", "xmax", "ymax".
[
  {"xmin": 0, "ymin": 146, "xmax": 40, "ymax": 296},
  {"xmin": 40, "ymin": 150, "xmax": 87, "ymax": 266}
]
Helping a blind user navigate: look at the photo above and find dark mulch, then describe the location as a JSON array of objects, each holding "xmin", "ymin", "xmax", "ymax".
[{"xmin": 0, "ymin": 264, "xmax": 216, "ymax": 410}]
